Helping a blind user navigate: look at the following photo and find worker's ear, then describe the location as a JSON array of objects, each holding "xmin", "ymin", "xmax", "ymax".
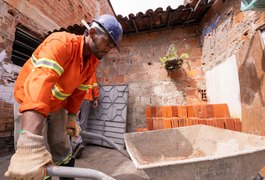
[{"xmin": 89, "ymin": 28, "xmax": 96, "ymax": 38}]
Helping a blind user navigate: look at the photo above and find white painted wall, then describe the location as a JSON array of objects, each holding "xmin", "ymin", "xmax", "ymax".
[
  {"xmin": 0, "ymin": 50, "xmax": 21, "ymax": 104},
  {"xmin": 205, "ymin": 55, "xmax": 242, "ymax": 118}
]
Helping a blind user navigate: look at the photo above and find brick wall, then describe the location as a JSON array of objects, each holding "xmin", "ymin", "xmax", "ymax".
[
  {"xmin": 199, "ymin": 0, "xmax": 263, "ymax": 71},
  {"xmin": 200, "ymin": 0, "xmax": 265, "ymax": 136},
  {"xmin": 98, "ymin": 25, "xmax": 206, "ymax": 132},
  {"xmin": 0, "ymin": 0, "xmax": 113, "ymax": 155}
]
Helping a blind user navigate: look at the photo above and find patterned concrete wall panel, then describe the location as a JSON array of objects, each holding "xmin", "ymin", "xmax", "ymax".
[{"xmin": 83, "ymin": 85, "xmax": 129, "ymax": 149}]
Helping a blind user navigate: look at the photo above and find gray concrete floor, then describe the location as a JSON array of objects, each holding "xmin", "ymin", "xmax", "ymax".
[{"xmin": 0, "ymin": 145, "xmax": 149, "ymax": 179}]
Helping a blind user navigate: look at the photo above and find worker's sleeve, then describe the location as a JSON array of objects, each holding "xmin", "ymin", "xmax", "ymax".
[
  {"xmin": 20, "ymin": 39, "xmax": 71, "ymax": 116},
  {"xmin": 65, "ymin": 80, "xmax": 90, "ymax": 114}
]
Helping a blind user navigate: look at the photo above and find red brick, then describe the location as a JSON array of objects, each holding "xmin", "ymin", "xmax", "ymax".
[
  {"xmin": 152, "ymin": 117, "xmax": 164, "ymax": 130},
  {"xmin": 171, "ymin": 118, "xmax": 179, "ymax": 128},
  {"xmin": 224, "ymin": 118, "xmax": 235, "ymax": 130},
  {"xmin": 145, "ymin": 106, "xmax": 157, "ymax": 118},
  {"xmin": 146, "ymin": 117, "xmax": 153, "ymax": 130},
  {"xmin": 215, "ymin": 118, "xmax": 225, "ymax": 129},
  {"xmin": 184, "ymin": 38, "xmax": 199, "ymax": 48},
  {"xmin": 165, "ymin": 106, "xmax": 173, "ymax": 117},
  {"xmin": 179, "ymin": 118, "xmax": 186, "ymax": 127},
  {"xmin": 160, "ymin": 106, "xmax": 173, "ymax": 117},
  {"xmin": 186, "ymin": 105, "xmax": 195, "ymax": 117},
  {"xmin": 145, "ymin": 106, "xmax": 152, "ymax": 118},
  {"xmin": 151, "ymin": 106, "xmax": 156, "ymax": 117},
  {"xmin": 191, "ymin": 48, "xmax": 202, "ymax": 57},
  {"xmin": 234, "ymin": 118, "xmax": 242, "ymax": 132},
  {"xmin": 163, "ymin": 117, "xmax": 172, "ymax": 128},
  {"xmin": 186, "ymin": 118, "xmax": 193, "ymax": 126},
  {"xmin": 198, "ymin": 119, "xmax": 207, "ymax": 125},
  {"xmin": 193, "ymin": 104, "xmax": 207, "ymax": 118},
  {"xmin": 178, "ymin": 106, "xmax": 188, "ymax": 118},
  {"xmin": 213, "ymin": 104, "xmax": 231, "ymax": 118},
  {"xmin": 155, "ymin": 106, "xmax": 162, "ymax": 117},
  {"xmin": 205, "ymin": 104, "xmax": 215, "ymax": 118},
  {"xmin": 233, "ymin": 12, "xmax": 244, "ymax": 25},
  {"xmin": 161, "ymin": 106, "xmax": 168, "ymax": 117},
  {"xmin": 190, "ymin": 118, "xmax": 199, "ymax": 125},
  {"xmin": 207, "ymin": 119, "xmax": 216, "ymax": 127},
  {"xmin": 172, "ymin": 106, "xmax": 178, "ymax": 117}
]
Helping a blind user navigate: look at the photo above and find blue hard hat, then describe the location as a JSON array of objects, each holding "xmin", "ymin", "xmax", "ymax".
[{"xmin": 93, "ymin": 14, "xmax": 123, "ymax": 51}]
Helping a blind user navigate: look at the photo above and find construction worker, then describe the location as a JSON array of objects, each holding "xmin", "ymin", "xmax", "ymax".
[
  {"xmin": 71, "ymin": 73, "xmax": 99, "ymax": 159},
  {"xmin": 5, "ymin": 14, "xmax": 123, "ymax": 180}
]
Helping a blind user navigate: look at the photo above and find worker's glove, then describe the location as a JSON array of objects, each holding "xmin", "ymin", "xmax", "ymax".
[
  {"xmin": 66, "ymin": 114, "xmax": 81, "ymax": 137},
  {"xmin": 5, "ymin": 130, "xmax": 52, "ymax": 179}
]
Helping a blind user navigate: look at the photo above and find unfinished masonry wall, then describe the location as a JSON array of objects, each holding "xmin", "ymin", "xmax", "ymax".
[
  {"xmin": 98, "ymin": 26, "xmax": 205, "ymax": 132},
  {"xmin": 200, "ymin": 0, "xmax": 265, "ymax": 135},
  {"xmin": 0, "ymin": 0, "xmax": 113, "ymax": 155}
]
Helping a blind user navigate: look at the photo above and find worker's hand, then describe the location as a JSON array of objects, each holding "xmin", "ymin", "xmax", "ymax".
[
  {"xmin": 5, "ymin": 131, "xmax": 52, "ymax": 180},
  {"xmin": 92, "ymin": 98, "xmax": 99, "ymax": 109},
  {"xmin": 66, "ymin": 114, "xmax": 81, "ymax": 137}
]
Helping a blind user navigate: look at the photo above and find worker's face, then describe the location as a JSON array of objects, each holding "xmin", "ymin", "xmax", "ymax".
[{"xmin": 90, "ymin": 32, "xmax": 115, "ymax": 59}]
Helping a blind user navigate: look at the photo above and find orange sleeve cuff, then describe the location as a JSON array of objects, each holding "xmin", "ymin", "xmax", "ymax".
[
  {"xmin": 19, "ymin": 102, "xmax": 51, "ymax": 117},
  {"xmin": 65, "ymin": 106, "xmax": 79, "ymax": 115},
  {"xmin": 93, "ymin": 87, "xmax": 99, "ymax": 98}
]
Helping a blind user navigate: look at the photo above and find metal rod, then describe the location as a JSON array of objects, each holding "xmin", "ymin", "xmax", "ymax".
[
  {"xmin": 80, "ymin": 131, "xmax": 131, "ymax": 159},
  {"xmin": 46, "ymin": 166, "xmax": 115, "ymax": 180}
]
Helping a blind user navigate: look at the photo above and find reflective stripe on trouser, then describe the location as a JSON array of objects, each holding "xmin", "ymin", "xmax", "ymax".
[
  {"xmin": 13, "ymin": 103, "xmax": 72, "ymax": 165},
  {"xmin": 71, "ymin": 99, "xmax": 91, "ymax": 150}
]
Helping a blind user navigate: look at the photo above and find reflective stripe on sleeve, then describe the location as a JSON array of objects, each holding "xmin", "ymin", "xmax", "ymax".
[
  {"xmin": 31, "ymin": 55, "xmax": 37, "ymax": 65},
  {"xmin": 93, "ymin": 83, "xmax": 98, "ymax": 87},
  {"xmin": 88, "ymin": 85, "xmax": 94, "ymax": 89},
  {"xmin": 78, "ymin": 84, "xmax": 90, "ymax": 91},
  {"xmin": 31, "ymin": 55, "xmax": 64, "ymax": 76},
  {"xmin": 51, "ymin": 85, "xmax": 71, "ymax": 100}
]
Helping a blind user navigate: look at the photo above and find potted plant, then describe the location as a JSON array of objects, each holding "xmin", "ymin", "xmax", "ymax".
[{"xmin": 159, "ymin": 44, "xmax": 190, "ymax": 72}]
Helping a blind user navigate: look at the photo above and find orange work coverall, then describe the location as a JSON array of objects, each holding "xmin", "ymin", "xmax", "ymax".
[
  {"xmin": 71, "ymin": 73, "xmax": 99, "ymax": 153},
  {"xmin": 13, "ymin": 31, "xmax": 99, "ymax": 165},
  {"xmin": 84, "ymin": 73, "xmax": 99, "ymax": 101},
  {"xmin": 14, "ymin": 32, "xmax": 99, "ymax": 116}
]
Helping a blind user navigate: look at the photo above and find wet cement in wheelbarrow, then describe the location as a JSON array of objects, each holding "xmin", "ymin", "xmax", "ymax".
[{"xmin": 75, "ymin": 145, "xmax": 149, "ymax": 180}]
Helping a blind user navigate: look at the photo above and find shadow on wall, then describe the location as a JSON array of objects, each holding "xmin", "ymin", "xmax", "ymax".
[{"xmin": 238, "ymin": 34, "xmax": 265, "ymax": 106}]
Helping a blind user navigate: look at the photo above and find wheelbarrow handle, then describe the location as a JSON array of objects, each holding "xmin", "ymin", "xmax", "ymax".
[{"xmin": 46, "ymin": 166, "xmax": 115, "ymax": 180}]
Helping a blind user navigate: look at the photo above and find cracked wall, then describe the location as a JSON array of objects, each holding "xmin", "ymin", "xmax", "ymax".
[{"xmin": 200, "ymin": 0, "xmax": 265, "ymax": 136}]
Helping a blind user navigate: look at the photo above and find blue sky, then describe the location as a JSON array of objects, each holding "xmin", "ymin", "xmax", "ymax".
[{"xmin": 110, "ymin": 0, "xmax": 184, "ymax": 17}]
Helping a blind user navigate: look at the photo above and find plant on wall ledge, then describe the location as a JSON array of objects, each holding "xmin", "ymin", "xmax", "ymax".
[{"xmin": 160, "ymin": 44, "xmax": 190, "ymax": 72}]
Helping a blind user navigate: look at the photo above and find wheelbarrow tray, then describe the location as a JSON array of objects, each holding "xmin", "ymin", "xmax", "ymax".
[{"xmin": 124, "ymin": 125, "xmax": 265, "ymax": 180}]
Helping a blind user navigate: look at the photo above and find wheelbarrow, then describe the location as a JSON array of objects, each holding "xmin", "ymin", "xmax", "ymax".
[
  {"xmin": 46, "ymin": 131, "xmax": 130, "ymax": 179},
  {"xmin": 124, "ymin": 125, "xmax": 265, "ymax": 180}
]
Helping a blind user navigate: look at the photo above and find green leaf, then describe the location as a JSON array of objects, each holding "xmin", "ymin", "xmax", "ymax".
[{"xmin": 180, "ymin": 53, "xmax": 189, "ymax": 59}]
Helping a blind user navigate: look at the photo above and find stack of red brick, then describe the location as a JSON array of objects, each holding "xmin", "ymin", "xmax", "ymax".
[{"xmin": 137, "ymin": 104, "xmax": 242, "ymax": 132}]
